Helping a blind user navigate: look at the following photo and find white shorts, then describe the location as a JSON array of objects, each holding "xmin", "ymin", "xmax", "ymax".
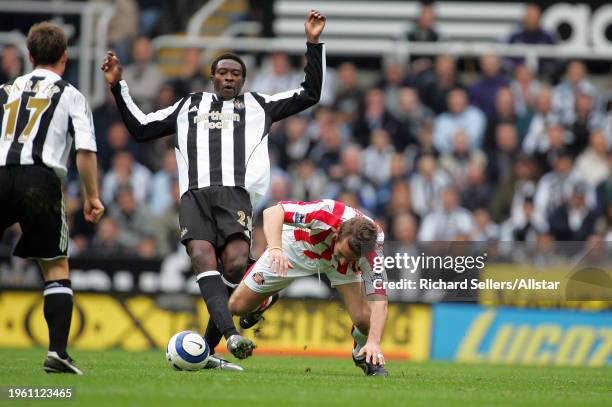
[{"xmin": 243, "ymin": 233, "xmax": 362, "ymax": 294}]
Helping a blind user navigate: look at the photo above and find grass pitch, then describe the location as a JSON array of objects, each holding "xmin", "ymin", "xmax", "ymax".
[{"xmin": 0, "ymin": 348, "xmax": 609, "ymax": 407}]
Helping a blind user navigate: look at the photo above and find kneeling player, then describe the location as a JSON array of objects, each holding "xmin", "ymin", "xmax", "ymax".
[{"xmin": 228, "ymin": 200, "xmax": 389, "ymax": 376}]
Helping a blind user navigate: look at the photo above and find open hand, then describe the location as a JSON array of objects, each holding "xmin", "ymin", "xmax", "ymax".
[{"xmin": 305, "ymin": 10, "xmax": 326, "ymax": 43}]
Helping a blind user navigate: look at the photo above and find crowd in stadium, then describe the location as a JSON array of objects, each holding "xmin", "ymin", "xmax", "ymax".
[{"xmin": 0, "ymin": 1, "xmax": 610, "ymax": 261}]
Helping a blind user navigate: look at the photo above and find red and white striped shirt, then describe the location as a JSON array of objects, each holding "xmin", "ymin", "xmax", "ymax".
[{"xmin": 279, "ymin": 199, "xmax": 386, "ymax": 295}]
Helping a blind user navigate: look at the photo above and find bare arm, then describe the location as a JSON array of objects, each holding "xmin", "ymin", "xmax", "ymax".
[
  {"xmin": 262, "ymin": 204, "xmax": 293, "ymax": 276},
  {"xmin": 76, "ymin": 150, "xmax": 104, "ymax": 223}
]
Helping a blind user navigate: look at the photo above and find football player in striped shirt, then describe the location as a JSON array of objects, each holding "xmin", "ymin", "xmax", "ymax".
[
  {"xmin": 0, "ymin": 22, "xmax": 104, "ymax": 374},
  {"xmin": 102, "ymin": 10, "xmax": 327, "ymax": 370},
  {"xmin": 229, "ymin": 200, "xmax": 389, "ymax": 376}
]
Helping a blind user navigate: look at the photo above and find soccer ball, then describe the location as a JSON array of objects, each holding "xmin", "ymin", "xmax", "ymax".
[{"xmin": 166, "ymin": 331, "xmax": 210, "ymax": 371}]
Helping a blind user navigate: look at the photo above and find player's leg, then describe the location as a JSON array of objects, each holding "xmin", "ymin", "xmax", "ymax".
[
  {"xmin": 334, "ymin": 281, "xmax": 388, "ymax": 377},
  {"xmin": 179, "ymin": 189, "xmax": 250, "ymax": 359},
  {"xmin": 12, "ymin": 166, "xmax": 83, "ymax": 374}
]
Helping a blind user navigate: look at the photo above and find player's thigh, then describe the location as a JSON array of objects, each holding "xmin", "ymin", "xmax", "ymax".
[
  {"xmin": 335, "ymin": 281, "xmax": 370, "ymax": 328},
  {"xmin": 228, "ymin": 281, "xmax": 272, "ymax": 315},
  {"xmin": 13, "ymin": 166, "xmax": 67, "ymax": 260},
  {"xmin": 211, "ymin": 186, "xmax": 252, "ymax": 249},
  {"xmin": 220, "ymin": 236, "xmax": 250, "ymax": 283},
  {"xmin": 0, "ymin": 167, "xmax": 17, "ymax": 234},
  {"xmin": 178, "ymin": 189, "xmax": 217, "ymax": 247}
]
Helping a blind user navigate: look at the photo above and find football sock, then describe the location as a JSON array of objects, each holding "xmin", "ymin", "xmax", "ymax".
[
  {"xmin": 43, "ymin": 279, "xmax": 73, "ymax": 359},
  {"xmin": 196, "ymin": 271, "xmax": 239, "ymax": 340},
  {"xmin": 351, "ymin": 325, "xmax": 368, "ymax": 358},
  {"xmin": 252, "ymin": 295, "xmax": 276, "ymax": 313},
  {"xmin": 204, "ymin": 285, "xmax": 235, "ymax": 353}
]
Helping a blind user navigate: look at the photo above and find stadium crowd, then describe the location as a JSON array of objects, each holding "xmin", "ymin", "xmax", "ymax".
[{"xmin": 0, "ymin": 2, "xmax": 610, "ymax": 262}]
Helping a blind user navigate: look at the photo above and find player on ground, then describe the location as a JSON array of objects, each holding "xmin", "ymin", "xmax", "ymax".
[
  {"xmin": 0, "ymin": 22, "xmax": 104, "ymax": 374},
  {"xmin": 101, "ymin": 10, "xmax": 326, "ymax": 370},
  {"xmin": 229, "ymin": 199, "xmax": 389, "ymax": 376}
]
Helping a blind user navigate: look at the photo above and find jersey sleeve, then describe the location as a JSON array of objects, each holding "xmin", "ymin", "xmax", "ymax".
[
  {"xmin": 69, "ymin": 88, "xmax": 97, "ymax": 152},
  {"xmin": 358, "ymin": 229, "xmax": 387, "ymax": 297},
  {"xmin": 257, "ymin": 43, "xmax": 325, "ymax": 122},
  {"xmin": 278, "ymin": 199, "xmax": 343, "ymax": 231},
  {"xmin": 110, "ymin": 80, "xmax": 186, "ymax": 142}
]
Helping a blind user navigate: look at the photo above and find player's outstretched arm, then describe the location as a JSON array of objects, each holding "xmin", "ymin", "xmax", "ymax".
[
  {"xmin": 76, "ymin": 150, "xmax": 105, "ymax": 224},
  {"xmin": 258, "ymin": 10, "xmax": 326, "ymax": 123},
  {"xmin": 101, "ymin": 51, "xmax": 183, "ymax": 142},
  {"xmin": 357, "ymin": 299, "xmax": 388, "ymax": 366}
]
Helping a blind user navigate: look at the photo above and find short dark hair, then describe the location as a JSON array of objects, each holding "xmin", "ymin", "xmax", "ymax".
[
  {"xmin": 27, "ymin": 22, "xmax": 67, "ymax": 66},
  {"xmin": 337, "ymin": 217, "xmax": 378, "ymax": 255},
  {"xmin": 211, "ymin": 53, "xmax": 246, "ymax": 77}
]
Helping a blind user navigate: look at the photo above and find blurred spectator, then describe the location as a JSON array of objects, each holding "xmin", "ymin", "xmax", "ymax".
[
  {"xmin": 471, "ymin": 208, "xmax": 499, "ymax": 241},
  {"xmin": 405, "ymin": 121, "xmax": 439, "ymax": 165},
  {"xmin": 385, "ymin": 181, "xmax": 417, "ymax": 222},
  {"xmin": 362, "ymin": 128, "xmax": 395, "ymax": 187},
  {"xmin": 308, "ymin": 119, "xmax": 343, "ymax": 174},
  {"xmin": 138, "ymin": 0, "xmax": 163, "ymax": 37},
  {"xmin": 377, "ymin": 59, "xmax": 411, "ymax": 116},
  {"xmin": 552, "ymin": 61, "xmax": 596, "ymax": 125},
  {"xmin": 102, "ymin": 150, "xmax": 152, "ymax": 204},
  {"xmin": 98, "ymin": 121, "xmax": 140, "ymax": 171},
  {"xmin": 328, "ymin": 145, "xmax": 378, "ymax": 213},
  {"xmin": 548, "ymin": 183, "xmax": 600, "ymax": 241},
  {"xmin": 97, "ymin": 0, "xmax": 139, "ymax": 64},
  {"xmin": 86, "ymin": 217, "xmax": 129, "ymax": 256},
  {"xmin": 487, "ymin": 123, "xmax": 521, "ymax": 184},
  {"xmin": 534, "ymin": 151, "xmax": 587, "ymax": 226},
  {"xmin": 391, "ymin": 212, "xmax": 419, "ymax": 243},
  {"xmin": 490, "ymin": 155, "xmax": 538, "ymax": 224},
  {"xmin": 568, "ymin": 92, "xmax": 605, "ymax": 155},
  {"xmin": 433, "ymin": 88, "xmax": 485, "ymax": 153},
  {"xmin": 270, "ymin": 115, "xmax": 312, "ymax": 170},
  {"xmin": 406, "ymin": 3, "xmax": 439, "ymax": 42},
  {"xmin": 468, "ymin": 53, "xmax": 510, "ymax": 119},
  {"xmin": 483, "ymin": 87, "xmax": 517, "ymax": 151},
  {"xmin": 499, "ymin": 190, "xmax": 541, "ymax": 242},
  {"xmin": 419, "ymin": 55, "xmax": 463, "ymax": 115},
  {"xmin": 289, "ymin": 158, "xmax": 329, "ymax": 202},
  {"xmin": 148, "ymin": 149, "xmax": 178, "ymax": 215},
  {"xmin": 418, "ymin": 187, "xmax": 474, "ymax": 241},
  {"xmin": 254, "ymin": 172, "xmax": 290, "ymax": 216},
  {"xmin": 439, "ymin": 130, "xmax": 487, "ymax": 191},
  {"xmin": 539, "ymin": 124, "xmax": 574, "ymax": 172},
  {"xmin": 461, "ymin": 162, "xmax": 494, "ymax": 211},
  {"xmin": 507, "ymin": 3, "xmax": 556, "ymax": 45},
  {"xmin": 172, "ymin": 48, "xmax": 207, "ymax": 95},
  {"xmin": 507, "ymin": 3, "xmax": 558, "ymax": 75},
  {"xmin": 377, "ymin": 154, "xmax": 410, "ymax": 213},
  {"xmin": 108, "ymin": 185, "xmax": 159, "ymax": 252},
  {"xmin": 522, "ymin": 87, "xmax": 560, "ymax": 155},
  {"xmin": 573, "ymin": 129, "xmax": 611, "ymax": 188},
  {"xmin": 410, "ymin": 153, "xmax": 451, "ymax": 217},
  {"xmin": 0, "ymin": 44, "xmax": 23, "ymax": 83},
  {"xmin": 333, "ymin": 62, "xmax": 364, "ymax": 125},
  {"xmin": 93, "ymin": 91, "xmax": 122, "ymax": 153},
  {"xmin": 122, "ymin": 36, "xmax": 164, "ymax": 112},
  {"xmin": 395, "ymin": 87, "xmax": 433, "ymax": 151},
  {"xmin": 251, "ymin": 52, "xmax": 297, "ymax": 95},
  {"xmin": 353, "ymin": 87, "xmax": 401, "ymax": 147},
  {"xmin": 509, "ymin": 63, "xmax": 541, "ymax": 126}
]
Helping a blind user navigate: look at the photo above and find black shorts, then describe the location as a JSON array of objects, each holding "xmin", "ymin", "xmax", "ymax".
[
  {"xmin": 0, "ymin": 165, "xmax": 68, "ymax": 259},
  {"xmin": 179, "ymin": 186, "xmax": 252, "ymax": 250}
]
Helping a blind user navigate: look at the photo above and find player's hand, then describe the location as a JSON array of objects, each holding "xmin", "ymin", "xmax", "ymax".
[
  {"xmin": 84, "ymin": 197, "xmax": 105, "ymax": 224},
  {"xmin": 101, "ymin": 51, "xmax": 123, "ymax": 87},
  {"xmin": 357, "ymin": 342, "xmax": 385, "ymax": 366},
  {"xmin": 268, "ymin": 247, "xmax": 293, "ymax": 277},
  {"xmin": 304, "ymin": 10, "xmax": 326, "ymax": 43}
]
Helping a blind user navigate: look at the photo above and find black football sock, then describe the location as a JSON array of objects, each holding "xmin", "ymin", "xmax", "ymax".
[
  {"xmin": 203, "ymin": 318, "xmax": 223, "ymax": 354},
  {"xmin": 196, "ymin": 271, "xmax": 239, "ymax": 340},
  {"xmin": 43, "ymin": 279, "xmax": 73, "ymax": 359}
]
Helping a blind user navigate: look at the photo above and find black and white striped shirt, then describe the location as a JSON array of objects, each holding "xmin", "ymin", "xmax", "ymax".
[
  {"xmin": 111, "ymin": 43, "xmax": 326, "ymax": 204},
  {"xmin": 0, "ymin": 68, "xmax": 97, "ymax": 177}
]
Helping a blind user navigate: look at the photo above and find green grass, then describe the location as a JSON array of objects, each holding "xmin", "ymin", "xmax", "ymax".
[{"xmin": 0, "ymin": 348, "xmax": 610, "ymax": 407}]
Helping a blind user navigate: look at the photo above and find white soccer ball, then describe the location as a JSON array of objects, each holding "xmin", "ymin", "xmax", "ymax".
[{"xmin": 166, "ymin": 331, "xmax": 210, "ymax": 371}]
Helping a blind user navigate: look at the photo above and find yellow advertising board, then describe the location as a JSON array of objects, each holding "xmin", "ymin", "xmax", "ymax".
[{"xmin": 0, "ymin": 292, "xmax": 431, "ymax": 360}]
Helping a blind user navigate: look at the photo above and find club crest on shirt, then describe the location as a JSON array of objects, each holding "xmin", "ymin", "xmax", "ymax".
[
  {"xmin": 252, "ymin": 272, "xmax": 265, "ymax": 285},
  {"xmin": 293, "ymin": 213, "xmax": 306, "ymax": 224},
  {"xmin": 233, "ymin": 99, "xmax": 245, "ymax": 109}
]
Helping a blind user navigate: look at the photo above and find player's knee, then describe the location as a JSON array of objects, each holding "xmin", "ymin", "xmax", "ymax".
[
  {"xmin": 228, "ymin": 294, "xmax": 246, "ymax": 315},
  {"xmin": 224, "ymin": 256, "xmax": 248, "ymax": 282},
  {"xmin": 187, "ymin": 242, "xmax": 217, "ymax": 272}
]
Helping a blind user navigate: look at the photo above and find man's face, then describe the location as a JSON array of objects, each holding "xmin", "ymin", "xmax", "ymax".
[
  {"xmin": 334, "ymin": 238, "xmax": 360, "ymax": 266},
  {"xmin": 212, "ymin": 59, "xmax": 244, "ymax": 100}
]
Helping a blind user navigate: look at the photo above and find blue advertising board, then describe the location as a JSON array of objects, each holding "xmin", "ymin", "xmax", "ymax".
[{"xmin": 432, "ymin": 304, "xmax": 612, "ymax": 366}]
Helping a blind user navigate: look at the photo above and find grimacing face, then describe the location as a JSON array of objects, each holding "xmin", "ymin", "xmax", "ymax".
[
  {"xmin": 211, "ymin": 59, "xmax": 245, "ymax": 100},
  {"xmin": 334, "ymin": 238, "xmax": 361, "ymax": 265}
]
